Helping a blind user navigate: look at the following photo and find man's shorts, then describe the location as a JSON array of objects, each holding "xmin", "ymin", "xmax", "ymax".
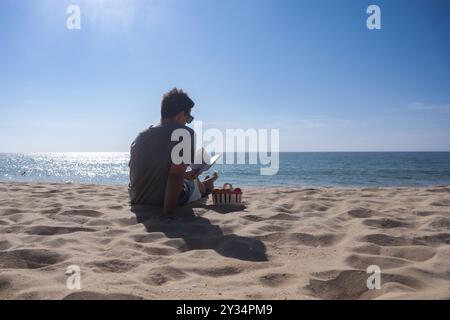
[{"xmin": 178, "ymin": 179, "xmax": 202, "ymax": 206}]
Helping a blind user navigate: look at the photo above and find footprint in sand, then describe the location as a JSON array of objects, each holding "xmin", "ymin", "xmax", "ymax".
[
  {"xmin": 259, "ymin": 272, "xmax": 293, "ymax": 287},
  {"xmin": 0, "ymin": 249, "xmax": 66, "ymax": 269},
  {"xmin": 0, "ymin": 240, "xmax": 12, "ymax": 250},
  {"xmin": 140, "ymin": 266, "xmax": 187, "ymax": 286},
  {"xmin": 306, "ymin": 270, "xmax": 371, "ymax": 299},
  {"xmin": 0, "ymin": 275, "xmax": 13, "ymax": 291},
  {"xmin": 301, "ymin": 203, "xmax": 330, "ymax": 212},
  {"xmin": 306, "ymin": 269, "xmax": 424, "ymax": 299},
  {"xmin": 347, "ymin": 208, "xmax": 374, "ymax": 218}
]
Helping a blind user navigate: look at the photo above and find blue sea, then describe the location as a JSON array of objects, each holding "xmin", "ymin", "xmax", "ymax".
[{"xmin": 0, "ymin": 152, "xmax": 450, "ymax": 187}]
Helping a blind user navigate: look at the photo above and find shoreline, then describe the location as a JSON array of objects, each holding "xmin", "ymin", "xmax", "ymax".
[
  {"xmin": 1, "ymin": 182, "xmax": 449, "ymax": 299},
  {"xmin": 2, "ymin": 180, "xmax": 450, "ymax": 189}
]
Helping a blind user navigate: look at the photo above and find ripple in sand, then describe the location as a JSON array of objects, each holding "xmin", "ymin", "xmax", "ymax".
[
  {"xmin": 267, "ymin": 213, "xmax": 300, "ymax": 221},
  {"xmin": 427, "ymin": 217, "xmax": 450, "ymax": 229},
  {"xmin": 26, "ymin": 225, "xmax": 96, "ymax": 236},
  {"xmin": 190, "ymin": 266, "xmax": 241, "ymax": 277},
  {"xmin": 345, "ymin": 254, "xmax": 411, "ymax": 269},
  {"xmin": 88, "ymin": 259, "xmax": 138, "ymax": 273},
  {"xmin": 363, "ymin": 233, "xmax": 450, "ymax": 247},
  {"xmin": 351, "ymin": 244, "xmax": 437, "ymax": 262},
  {"xmin": 63, "ymin": 291, "xmax": 143, "ymax": 300},
  {"xmin": 0, "ymin": 208, "xmax": 22, "ymax": 215},
  {"xmin": 143, "ymin": 245, "xmax": 179, "ymax": 256},
  {"xmin": 363, "ymin": 234, "xmax": 411, "ymax": 246},
  {"xmin": 256, "ymin": 232, "xmax": 343, "ymax": 247},
  {"xmin": 132, "ymin": 233, "xmax": 167, "ymax": 243},
  {"xmin": 362, "ymin": 218, "xmax": 412, "ymax": 229},
  {"xmin": 430, "ymin": 199, "xmax": 450, "ymax": 207},
  {"xmin": 413, "ymin": 233, "xmax": 450, "ymax": 246},
  {"xmin": 241, "ymin": 214, "xmax": 266, "ymax": 222},
  {"xmin": 59, "ymin": 210, "xmax": 104, "ymax": 218}
]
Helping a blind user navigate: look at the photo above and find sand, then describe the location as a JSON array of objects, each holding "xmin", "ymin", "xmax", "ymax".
[{"xmin": 0, "ymin": 181, "xmax": 449, "ymax": 300}]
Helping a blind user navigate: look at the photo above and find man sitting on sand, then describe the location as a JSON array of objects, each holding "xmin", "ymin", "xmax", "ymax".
[{"xmin": 128, "ymin": 88, "xmax": 218, "ymax": 215}]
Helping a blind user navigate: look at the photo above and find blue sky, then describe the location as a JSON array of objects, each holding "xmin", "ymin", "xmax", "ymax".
[{"xmin": 0, "ymin": 0, "xmax": 449, "ymax": 152}]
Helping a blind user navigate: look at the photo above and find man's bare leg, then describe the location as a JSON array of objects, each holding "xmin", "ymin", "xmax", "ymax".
[{"xmin": 195, "ymin": 172, "xmax": 219, "ymax": 197}]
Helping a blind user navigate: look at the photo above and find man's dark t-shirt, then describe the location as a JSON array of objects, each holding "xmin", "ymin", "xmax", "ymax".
[{"xmin": 129, "ymin": 122, "xmax": 195, "ymax": 205}]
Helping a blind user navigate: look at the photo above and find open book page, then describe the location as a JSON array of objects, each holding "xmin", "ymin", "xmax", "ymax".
[{"xmin": 189, "ymin": 148, "xmax": 221, "ymax": 175}]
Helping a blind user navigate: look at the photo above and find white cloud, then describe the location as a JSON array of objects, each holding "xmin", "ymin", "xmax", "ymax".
[{"xmin": 408, "ymin": 102, "xmax": 450, "ymax": 113}]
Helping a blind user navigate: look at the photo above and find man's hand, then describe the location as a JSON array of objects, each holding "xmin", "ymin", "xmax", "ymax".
[{"xmin": 184, "ymin": 169, "xmax": 200, "ymax": 180}]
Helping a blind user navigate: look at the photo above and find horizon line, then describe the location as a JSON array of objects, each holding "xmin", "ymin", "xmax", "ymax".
[{"xmin": 1, "ymin": 150, "xmax": 450, "ymax": 154}]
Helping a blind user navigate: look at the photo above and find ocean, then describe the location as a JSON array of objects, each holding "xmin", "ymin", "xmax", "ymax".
[{"xmin": 1, "ymin": 152, "xmax": 450, "ymax": 187}]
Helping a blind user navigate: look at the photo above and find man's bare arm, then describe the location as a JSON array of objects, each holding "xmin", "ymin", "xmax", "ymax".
[{"xmin": 163, "ymin": 164, "xmax": 188, "ymax": 215}]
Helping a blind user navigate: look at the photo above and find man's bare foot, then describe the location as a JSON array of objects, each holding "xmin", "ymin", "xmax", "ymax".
[
  {"xmin": 202, "ymin": 172, "xmax": 219, "ymax": 195},
  {"xmin": 203, "ymin": 172, "xmax": 219, "ymax": 183}
]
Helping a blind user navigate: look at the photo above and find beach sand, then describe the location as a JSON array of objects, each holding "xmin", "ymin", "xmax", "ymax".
[{"xmin": 0, "ymin": 182, "xmax": 449, "ymax": 300}]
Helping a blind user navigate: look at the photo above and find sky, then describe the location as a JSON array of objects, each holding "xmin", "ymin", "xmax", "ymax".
[{"xmin": 0, "ymin": 0, "xmax": 449, "ymax": 152}]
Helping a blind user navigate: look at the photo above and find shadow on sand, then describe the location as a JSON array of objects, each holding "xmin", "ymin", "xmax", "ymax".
[{"xmin": 131, "ymin": 202, "xmax": 267, "ymax": 262}]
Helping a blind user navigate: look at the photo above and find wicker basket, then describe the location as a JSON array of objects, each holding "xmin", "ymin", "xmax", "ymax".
[{"xmin": 212, "ymin": 184, "xmax": 242, "ymax": 205}]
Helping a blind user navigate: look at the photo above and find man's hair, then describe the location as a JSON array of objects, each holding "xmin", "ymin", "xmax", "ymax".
[{"xmin": 161, "ymin": 88, "xmax": 195, "ymax": 119}]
